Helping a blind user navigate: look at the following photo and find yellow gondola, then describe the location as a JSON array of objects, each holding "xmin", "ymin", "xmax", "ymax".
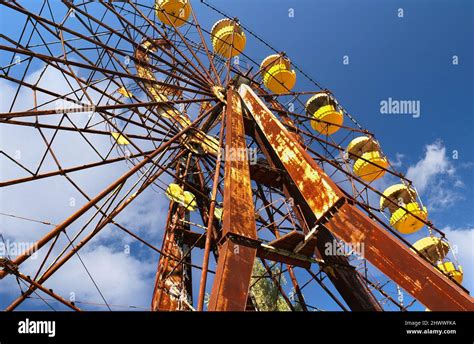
[
  {"xmin": 211, "ymin": 18, "xmax": 246, "ymax": 58},
  {"xmin": 412, "ymin": 236, "xmax": 449, "ymax": 263},
  {"xmin": 155, "ymin": 0, "xmax": 191, "ymax": 27},
  {"xmin": 260, "ymin": 54, "xmax": 296, "ymax": 94},
  {"xmin": 390, "ymin": 203, "xmax": 428, "ymax": 234},
  {"xmin": 165, "ymin": 183, "xmax": 184, "ymax": 203},
  {"xmin": 165, "ymin": 183, "xmax": 197, "ymax": 211},
  {"xmin": 199, "ymin": 135, "xmax": 220, "ymax": 156},
  {"xmin": 381, "ymin": 184, "xmax": 428, "ymax": 234},
  {"xmin": 305, "ymin": 93, "xmax": 343, "ymax": 135},
  {"xmin": 437, "ymin": 262, "xmax": 463, "ymax": 284},
  {"xmin": 346, "ymin": 136, "xmax": 388, "ymax": 182},
  {"xmin": 135, "ymin": 39, "xmax": 219, "ymax": 157},
  {"xmin": 118, "ymin": 86, "xmax": 133, "ymax": 98},
  {"xmin": 183, "ymin": 191, "xmax": 197, "ymax": 211},
  {"xmin": 181, "ymin": 131, "xmax": 220, "ymax": 156},
  {"xmin": 214, "ymin": 207, "xmax": 223, "ymax": 221}
]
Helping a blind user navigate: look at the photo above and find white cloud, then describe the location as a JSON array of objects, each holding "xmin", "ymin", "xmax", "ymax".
[
  {"xmin": 45, "ymin": 244, "xmax": 156, "ymax": 310},
  {"xmin": 406, "ymin": 141, "xmax": 454, "ymax": 192},
  {"xmin": 1, "ymin": 243, "xmax": 157, "ymax": 310},
  {"xmin": 0, "ymin": 64, "xmax": 166, "ymax": 310},
  {"xmin": 406, "ymin": 141, "xmax": 462, "ymax": 210},
  {"xmin": 442, "ymin": 227, "xmax": 474, "ymax": 293},
  {"xmin": 390, "ymin": 152, "xmax": 405, "ymax": 168}
]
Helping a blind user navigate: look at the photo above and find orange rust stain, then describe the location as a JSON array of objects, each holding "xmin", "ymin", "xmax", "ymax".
[
  {"xmin": 239, "ymin": 84, "xmax": 473, "ymax": 311},
  {"xmin": 151, "ymin": 208, "xmax": 191, "ymax": 311},
  {"xmin": 326, "ymin": 203, "xmax": 473, "ymax": 310},
  {"xmin": 239, "ymin": 84, "xmax": 340, "ymax": 219},
  {"xmin": 209, "ymin": 88, "xmax": 257, "ymax": 311}
]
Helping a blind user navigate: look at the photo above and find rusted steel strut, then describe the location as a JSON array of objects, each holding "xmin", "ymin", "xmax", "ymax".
[
  {"xmin": 207, "ymin": 87, "xmax": 258, "ymax": 311},
  {"xmin": 239, "ymin": 84, "xmax": 473, "ymax": 311},
  {"xmin": 250, "ymin": 85, "xmax": 382, "ymax": 311}
]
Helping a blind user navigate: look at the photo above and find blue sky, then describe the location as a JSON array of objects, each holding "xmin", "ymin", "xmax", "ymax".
[
  {"xmin": 201, "ymin": 0, "xmax": 474, "ymax": 224},
  {"xmin": 0, "ymin": 0, "xmax": 473, "ymax": 311},
  {"xmin": 197, "ymin": 0, "xmax": 474, "ymax": 309}
]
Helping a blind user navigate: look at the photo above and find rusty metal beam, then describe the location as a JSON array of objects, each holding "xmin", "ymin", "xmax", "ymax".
[
  {"xmin": 0, "ymin": 114, "xmax": 201, "ymax": 280},
  {"xmin": 239, "ymin": 84, "xmax": 474, "ymax": 311},
  {"xmin": 0, "ymin": 257, "xmax": 81, "ymax": 312},
  {"xmin": 151, "ymin": 204, "xmax": 192, "ymax": 311},
  {"xmin": 3, "ymin": 150, "xmax": 187, "ymax": 311},
  {"xmin": 0, "ymin": 98, "xmax": 215, "ymax": 120},
  {"xmin": 197, "ymin": 111, "xmax": 226, "ymax": 311},
  {"xmin": 325, "ymin": 203, "xmax": 473, "ymax": 311},
  {"xmin": 0, "ymin": 150, "xmax": 155, "ymax": 188},
  {"xmin": 247, "ymin": 86, "xmax": 382, "ymax": 311},
  {"xmin": 208, "ymin": 87, "xmax": 257, "ymax": 311}
]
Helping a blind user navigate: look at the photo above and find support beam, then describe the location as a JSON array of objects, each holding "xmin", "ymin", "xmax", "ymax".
[
  {"xmin": 151, "ymin": 204, "xmax": 192, "ymax": 311},
  {"xmin": 248, "ymin": 87, "xmax": 382, "ymax": 311},
  {"xmin": 208, "ymin": 87, "xmax": 257, "ymax": 311},
  {"xmin": 325, "ymin": 203, "xmax": 473, "ymax": 311},
  {"xmin": 239, "ymin": 84, "xmax": 474, "ymax": 311}
]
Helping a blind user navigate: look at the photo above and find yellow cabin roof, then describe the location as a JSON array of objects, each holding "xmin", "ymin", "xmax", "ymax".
[
  {"xmin": 211, "ymin": 18, "xmax": 245, "ymax": 37},
  {"xmin": 260, "ymin": 54, "xmax": 291, "ymax": 72},
  {"xmin": 111, "ymin": 132, "xmax": 130, "ymax": 145},
  {"xmin": 346, "ymin": 136, "xmax": 380, "ymax": 157},
  {"xmin": 412, "ymin": 236, "xmax": 449, "ymax": 263},
  {"xmin": 380, "ymin": 184, "xmax": 418, "ymax": 210},
  {"xmin": 305, "ymin": 93, "xmax": 334, "ymax": 114},
  {"xmin": 118, "ymin": 87, "xmax": 133, "ymax": 98}
]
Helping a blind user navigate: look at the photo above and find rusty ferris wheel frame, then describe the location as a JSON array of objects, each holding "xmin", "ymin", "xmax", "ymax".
[{"xmin": 0, "ymin": 0, "xmax": 472, "ymax": 312}]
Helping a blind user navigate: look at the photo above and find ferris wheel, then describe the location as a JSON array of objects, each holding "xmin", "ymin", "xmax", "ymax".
[{"xmin": 0, "ymin": 0, "xmax": 471, "ymax": 312}]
